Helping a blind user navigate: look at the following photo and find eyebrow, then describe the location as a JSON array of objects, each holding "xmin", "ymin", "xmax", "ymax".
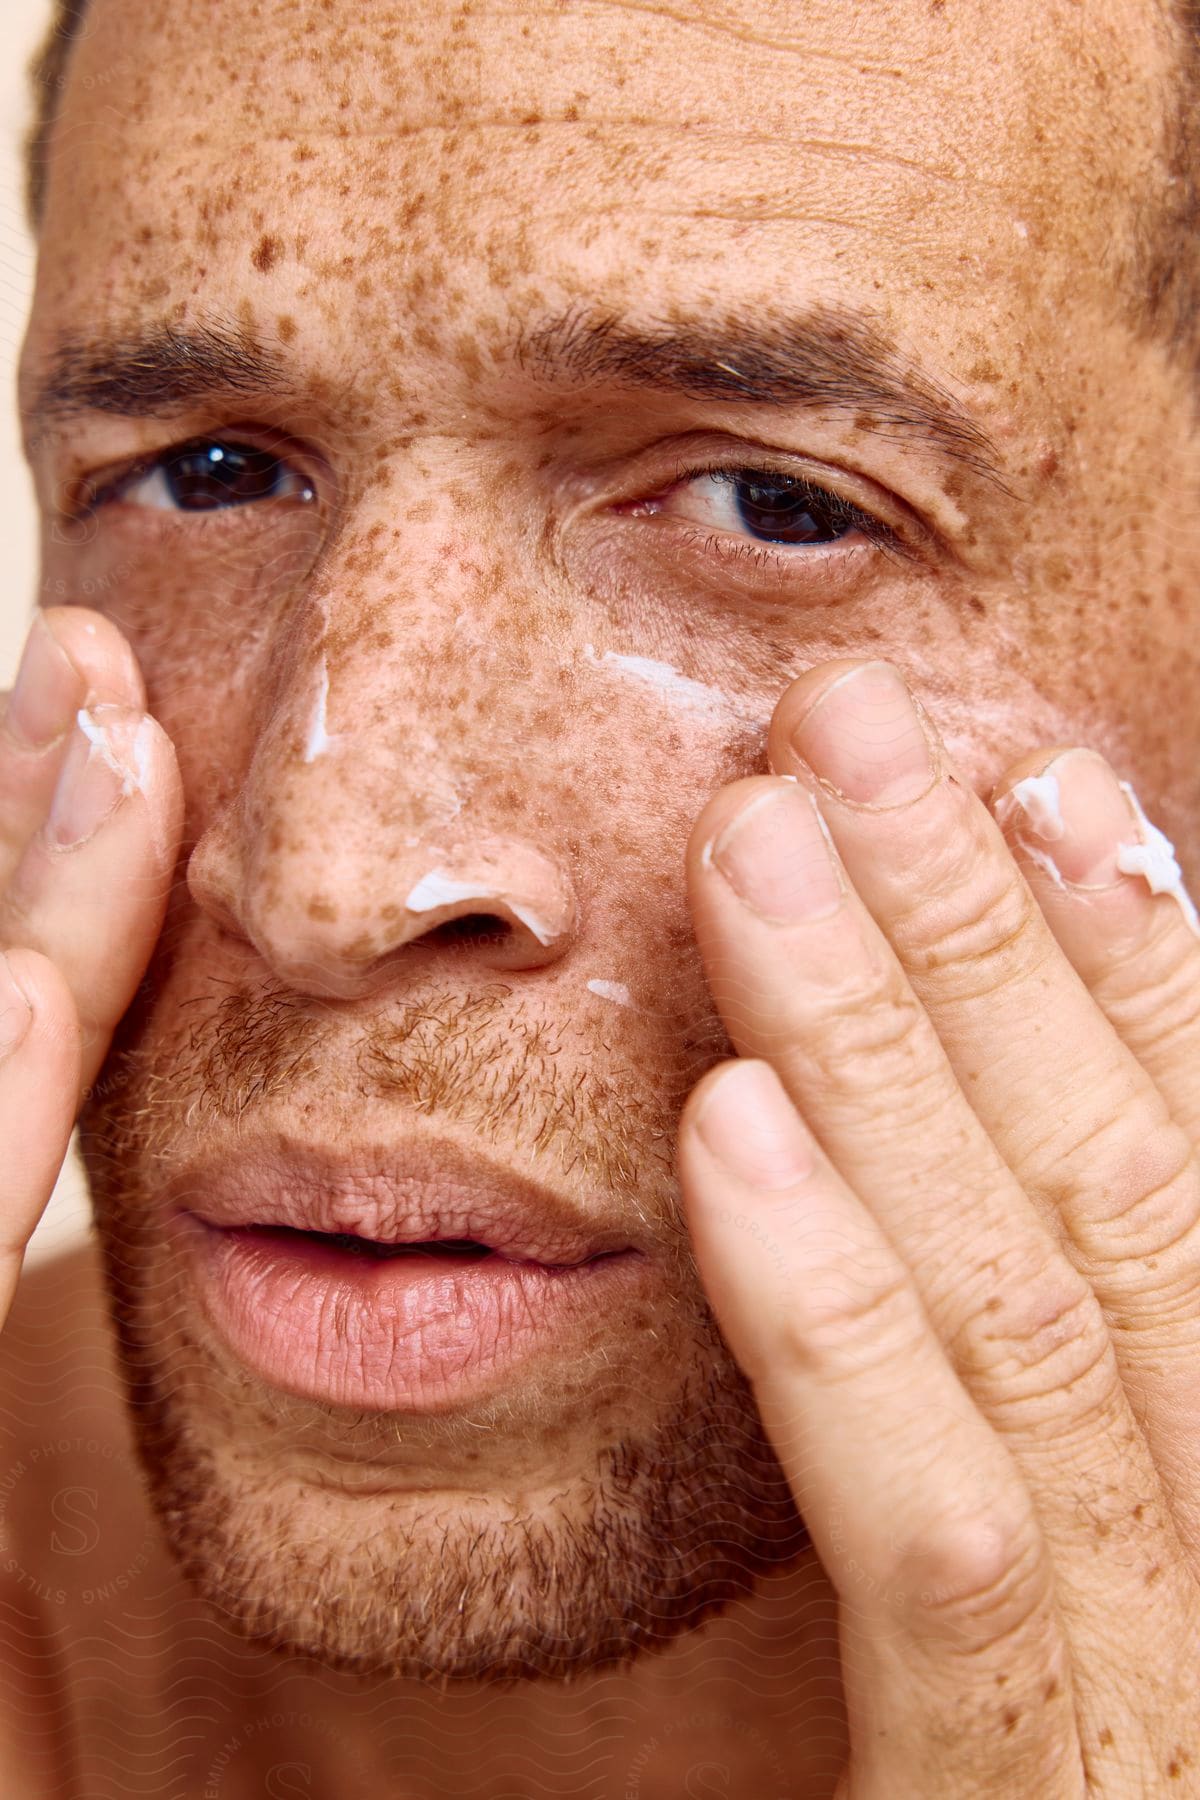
[
  {"xmin": 519, "ymin": 306, "xmax": 1006, "ymax": 484},
  {"xmin": 27, "ymin": 320, "xmax": 287, "ymax": 424},
  {"xmin": 27, "ymin": 304, "xmax": 1006, "ymax": 485}
]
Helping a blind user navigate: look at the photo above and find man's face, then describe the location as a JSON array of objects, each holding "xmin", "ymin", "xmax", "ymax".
[{"xmin": 19, "ymin": 0, "xmax": 1200, "ymax": 1679}]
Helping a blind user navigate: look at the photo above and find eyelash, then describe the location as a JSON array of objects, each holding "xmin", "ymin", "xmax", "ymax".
[
  {"xmin": 75, "ymin": 435, "xmax": 316, "ymax": 519},
  {"xmin": 656, "ymin": 461, "xmax": 903, "ymax": 562},
  {"xmin": 72, "ymin": 437, "xmax": 907, "ymax": 576}
]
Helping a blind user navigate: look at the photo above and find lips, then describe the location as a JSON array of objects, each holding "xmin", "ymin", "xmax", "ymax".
[
  {"xmin": 166, "ymin": 1136, "xmax": 650, "ymax": 1412},
  {"xmin": 177, "ymin": 1137, "xmax": 635, "ymax": 1266}
]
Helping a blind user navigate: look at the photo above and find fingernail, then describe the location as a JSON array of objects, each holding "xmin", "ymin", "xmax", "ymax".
[
  {"xmin": 994, "ymin": 750, "xmax": 1200, "ymax": 936},
  {"xmin": 0, "ymin": 954, "xmax": 33, "ymax": 1059},
  {"xmin": 5, "ymin": 614, "xmax": 84, "ymax": 750},
  {"xmin": 789, "ymin": 662, "xmax": 937, "ymax": 807},
  {"xmin": 707, "ymin": 782, "xmax": 844, "ymax": 922},
  {"xmin": 47, "ymin": 707, "xmax": 144, "ymax": 849},
  {"xmin": 695, "ymin": 1060, "xmax": 815, "ymax": 1187}
]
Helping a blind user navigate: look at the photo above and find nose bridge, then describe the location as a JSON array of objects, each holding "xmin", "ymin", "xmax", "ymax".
[{"xmin": 186, "ymin": 560, "xmax": 580, "ymax": 995}]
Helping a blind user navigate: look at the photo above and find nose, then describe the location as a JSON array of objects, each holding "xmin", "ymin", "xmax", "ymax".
[{"xmin": 186, "ymin": 640, "xmax": 579, "ymax": 1000}]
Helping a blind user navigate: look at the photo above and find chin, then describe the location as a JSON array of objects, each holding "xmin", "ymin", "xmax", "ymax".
[
  {"xmin": 82, "ymin": 1144, "xmax": 807, "ymax": 1682},
  {"xmin": 77, "ymin": 983, "xmax": 807, "ymax": 1681},
  {"xmin": 94, "ymin": 1217, "xmax": 807, "ymax": 1681}
]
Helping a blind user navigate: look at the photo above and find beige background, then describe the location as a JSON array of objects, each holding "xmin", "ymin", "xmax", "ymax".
[{"xmin": 1, "ymin": 0, "xmax": 93, "ymax": 1265}]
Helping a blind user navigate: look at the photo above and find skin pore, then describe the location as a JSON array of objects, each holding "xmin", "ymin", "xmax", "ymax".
[{"xmin": 6, "ymin": 0, "xmax": 1200, "ymax": 1792}]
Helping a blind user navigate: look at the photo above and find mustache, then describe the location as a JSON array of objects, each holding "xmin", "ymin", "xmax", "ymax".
[{"xmin": 85, "ymin": 964, "xmax": 736, "ymax": 1214}]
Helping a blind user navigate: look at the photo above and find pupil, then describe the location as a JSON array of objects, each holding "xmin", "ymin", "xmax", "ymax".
[
  {"xmin": 732, "ymin": 475, "xmax": 851, "ymax": 545},
  {"xmin": 164, "ymin": 441, "xmax": 285, "ymax": 511}
]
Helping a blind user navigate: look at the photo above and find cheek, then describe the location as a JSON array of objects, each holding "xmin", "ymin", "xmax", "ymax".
[{"xmin": 42, "ymin": 506, "xmax": 320, "ymax": 696}]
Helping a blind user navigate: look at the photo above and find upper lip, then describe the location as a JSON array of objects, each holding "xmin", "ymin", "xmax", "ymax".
[{"xmin": 170, "ymin": 1133, "xmax": 639, "ymax": 1267}]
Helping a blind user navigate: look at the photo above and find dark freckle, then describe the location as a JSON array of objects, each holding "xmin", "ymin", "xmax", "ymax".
[
  {"xmin": 1002, "ymin": 1708, "xmax": 1019, "ymax": 1734},
  {"xmin": 1043, "ymin": 1678, "xmax": 1059, "ymax": 1701},
  {"xmin": 308, "ymin": 899, "xmax": 337, "ymax": 922},
  {"xmin": 1098, "ymin": 1728, "xmax": 1114, "ymax": 1748},
  {"xmin": 1132, "ymin": 1503, "xmax": 1144, "ymax": 1520},
  {"xmin": 984, "ymin": 1296, "xmax": 1002, "ymax": 1312},
  {"xmin": 277, "ymin": 313, "xmax": 297, "ymax": 343},
  {"xmin": 966, "ymin": 594, "xmax": 987, "ymax": 616},
  {"xmin": 967, "ymin": 357, "xmax": 1000, "ymax": 384},
  {"xmin": 1145, "ymin": 1561, "xmax": 1162, "ymax": 1585},
  {"xmin": 252, "ymin": 233, "xmax": 283, "ymax": 274}
]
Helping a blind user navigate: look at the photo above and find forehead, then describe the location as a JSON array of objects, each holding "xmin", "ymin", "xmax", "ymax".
[{"xmin": 31, "ymin": 0, "xmax": 1170, "ymax": 397}]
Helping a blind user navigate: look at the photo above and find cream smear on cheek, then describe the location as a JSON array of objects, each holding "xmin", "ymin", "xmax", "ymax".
[
  {"xmin": 575, "ymin": 646, "xmax": 771, "ymax": 1017},
  {"xmin": 582, "ymin": 645, "xmax": 766, "ymax": 727},
  {"xmin": 586, "ymin": 979, "xmax": 635, "ymax": 1008}
]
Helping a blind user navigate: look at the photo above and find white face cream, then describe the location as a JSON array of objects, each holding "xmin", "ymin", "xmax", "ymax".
[
  {"xmin": 996, "ymin": 770, "xmax": 1200, "ymax": 938},
  {"xmin": 998, "ymin": 772, "xmax": 1065, "ymax": 842},
  {"xmin": 1115, "ymin": 783, "xmax": 1200, "ymax": 938},
  {"xmin": 403, "ymin": 872, "xmax": 559, "ymax": 947},
  {"xmin": 582, "ymin": 645, "xmax": 764, "ymax": 727},
  {"xmin": 303, "ymin": 656, "xmax": 334, "ymax": 763},
  {"xmin": 76, "ymin": 707, "xmax": 152, "ymax": 796},
  {"xmin": 586, "ymin": 979, "xmax": 635, "ymax": 1009}
]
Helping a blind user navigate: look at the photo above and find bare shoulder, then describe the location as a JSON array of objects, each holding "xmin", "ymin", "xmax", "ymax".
[
  {"xmin": 0, "ymin": 1239, "xmax": 150, "ymax": 1606},
  {"xmin": 0, "ymin": 1237, "xmax": 127, "ymax": 1462},
  {"xmin": 0, "ymin": 1241, "xmax": 138, "ymax": 1796}
]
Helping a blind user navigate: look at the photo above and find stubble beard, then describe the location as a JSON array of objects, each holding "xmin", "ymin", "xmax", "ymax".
[{"xmin": 78, "ymin": 969, "xmax": 807, "ymax": 1684}]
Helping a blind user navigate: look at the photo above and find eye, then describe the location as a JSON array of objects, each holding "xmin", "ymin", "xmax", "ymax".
[
  {"xmin": 85, "ymin": 437, "xmax": 317, "ymax": 514},
  {"xmin": 626, "ymin": 465, "xmax": 897, "ymax": 554}
]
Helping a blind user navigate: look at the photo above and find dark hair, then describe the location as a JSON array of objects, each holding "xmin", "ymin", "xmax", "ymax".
[
  {"xmin": 22, "ymin": 0, "xmax": 1200, "ymax": 372},
  {"xmin": 1139, "ymin": 0, "xmax": 1200, "ymax": 365},
  {"xmin": 25, "ymin": 0, "xmax": 89, "ymax": 229}
]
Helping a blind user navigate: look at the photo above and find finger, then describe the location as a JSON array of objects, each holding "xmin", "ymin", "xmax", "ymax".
[
  {"xmin": 685, "ymin": 769, "xmax": 1182, "ymax": 1614},
  {"xmin": 0, "ymin": 949, "xmax": 80, "ymax": 1320},
  {"xmin": 991, "ymin": 746, "xmax": 1200, "ymax": 1142},
  {"xmin": 678, "ymin": 1060, "xmax": 1078, "ymax": 1800},
  {"xmin": 1, "ymin": 705, "xmax": 183, "ymax": 1094},
  {"xmin": 765, "ymin": 661, "xmax": 1200, "ymax": 1532},
  {"xmin": 0, "ymin": 607, "xmax": 145, "ymax": 890}
]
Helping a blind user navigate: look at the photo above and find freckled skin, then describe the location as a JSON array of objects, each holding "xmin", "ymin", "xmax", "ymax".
[{"xmin": 9, "ymin": 0, "xmax": 1200, "ymax": 1794}]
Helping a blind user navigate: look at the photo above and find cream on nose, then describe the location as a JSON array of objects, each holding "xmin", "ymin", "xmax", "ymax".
[
  {"xmin": 184, "ymin": 620, "xmax": 581, "ymax": 995},
  {"xmin": 401, "ymin": 839, "xmax": 576, "ymax": 969},
  {"xmin": 188, "ymin": 796, "xmax": 579, "ymax": 995}
]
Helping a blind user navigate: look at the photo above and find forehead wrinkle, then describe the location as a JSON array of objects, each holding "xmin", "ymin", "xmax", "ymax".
[{"xmin": 581, "ymin": 0, "xmax": 925, "ymax": 71}]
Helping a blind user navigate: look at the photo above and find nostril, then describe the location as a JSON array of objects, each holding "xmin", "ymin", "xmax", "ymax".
[{"xmin": 423, "ymin": 912, "xmax": 514, "ymax": 950}]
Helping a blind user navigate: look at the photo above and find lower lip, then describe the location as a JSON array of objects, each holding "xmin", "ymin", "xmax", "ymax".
[{"xmin": 175, "ymin": 1215, "xmax": 645, "ymax": 1412}]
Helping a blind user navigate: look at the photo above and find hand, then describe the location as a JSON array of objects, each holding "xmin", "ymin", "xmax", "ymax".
[
  {"xmin": 0, "ymin": 607, "xmax": 181, "ymax": 1324},
  {"xmin": 678, "ymin": 660, "xmax": 1200, "ymax": 1797}
]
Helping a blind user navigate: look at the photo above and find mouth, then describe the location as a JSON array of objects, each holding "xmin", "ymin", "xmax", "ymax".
[
  {"xmin": 168, "ymin": 1138, "xmax": 650, "ymax": 1413},
  {"xmin": 245, "ymin": 1226, "xmax": 519, "ymax": 1261}
]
